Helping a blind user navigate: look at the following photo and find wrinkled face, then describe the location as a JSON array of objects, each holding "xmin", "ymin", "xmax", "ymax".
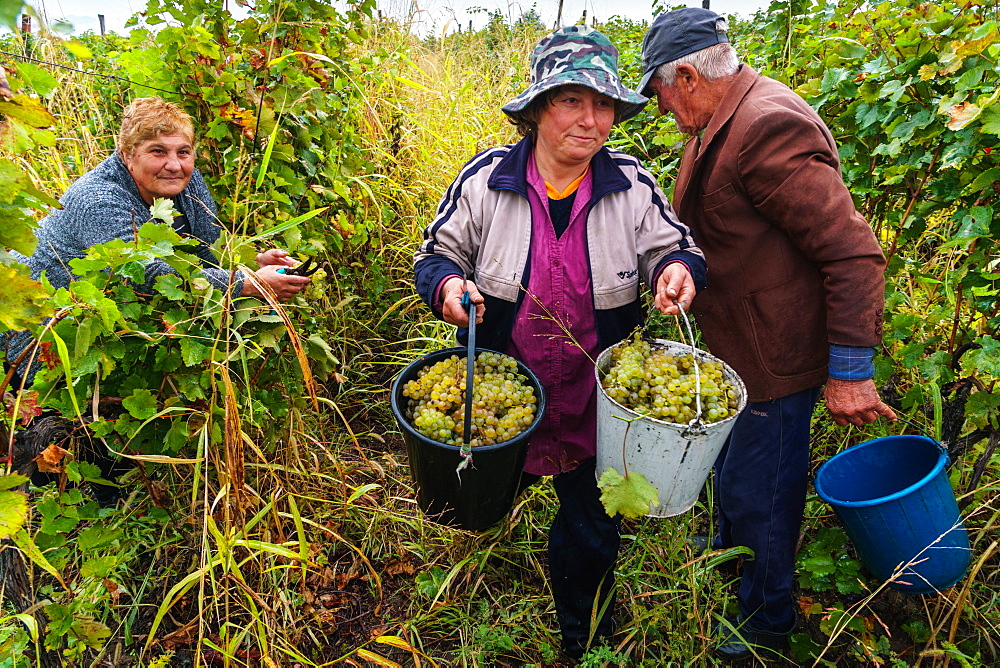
[
  {"xmin": 535, "ymin": 85, "xmax": 615, "ymax": 169},
  {"xmin": 123, "ymin": 133, "xmax": 195, "ymax": 205},
  {"xmin": 648, "ymin": 77, "xmax": 703, "ymax": 135}
]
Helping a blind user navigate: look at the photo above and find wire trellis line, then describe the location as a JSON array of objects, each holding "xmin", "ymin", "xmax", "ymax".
[{"xmin": 0, "ymin": 50, "xmax": 191, "ymax": 97}]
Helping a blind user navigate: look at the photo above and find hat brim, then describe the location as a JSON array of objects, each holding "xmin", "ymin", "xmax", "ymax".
[
  {"xmin": 502, "ymin": 69, "xmax": 649, "ymax": 124},
  {"xmin": 637, "ymin": 67, "xmax": 658, "ymax": 98}
]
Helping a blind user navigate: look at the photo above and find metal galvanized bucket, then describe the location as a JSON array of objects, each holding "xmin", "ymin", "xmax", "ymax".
[{"xmin": 595, "ymin": 339, "xmax": 747, "ymax": 517}]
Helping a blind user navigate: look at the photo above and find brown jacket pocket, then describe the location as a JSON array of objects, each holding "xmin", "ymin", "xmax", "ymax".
[
  {"xmin": 701, "ymin": 183, "xmax": 736, "ymax": 210},
  {"xmin": 742, "ymin": 280, "xmax": 827, "ymax": 379}
]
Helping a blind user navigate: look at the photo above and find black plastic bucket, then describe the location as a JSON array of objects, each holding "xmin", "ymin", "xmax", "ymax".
[{"xmin": 390, "ymin": 347, "xmax": 547, "ymax": 531}]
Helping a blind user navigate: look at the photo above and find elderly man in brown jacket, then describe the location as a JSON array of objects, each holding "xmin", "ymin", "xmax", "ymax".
[{"xmin": 637, "ymin": 8, "xmax": 896, "ymax": 661}]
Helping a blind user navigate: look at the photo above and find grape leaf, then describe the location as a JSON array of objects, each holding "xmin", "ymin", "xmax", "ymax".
[
  {"xmin": 0, "ymin": 489, "xmax": 28, "ymax": 540},
  {"xmin": 122, "ymin": 388, "xmax": 158, "ymax": 420},
  {"xmin": 34, "ymin": 443, "xmax": 70, "ymax": 473},
  {"xmin": 0, "ymin": 95, "xmax": 57, "ymax": 127},
  {"xmin": 0, "ymin": 264, "xmax": 50, "ymax": 330},
  {"xmin": 0, "ymin": 475, "xmax": 29, "ymax": 492},
  {"xmin": 597, "ymin": 467, "xmax": 660, "ymax": 519},
  {"xmin": 12, "ymin": 61, "xmax": 59, "ymax": 98},
  {"xmin": 154, "ymin": 273, "xmax": 186, "ymax": 300},
  {"xmin": 149, "ymin": 198, "xmax": 179, "ymax": 224},
  {"xmin": 80, "ymin": 555, "xmax": 118, "ymax": 579},
  {"xmin": 180, "ymin": 337, "xmax": 210, "ymax": 366},
  {"xmin": 982, "ymin": 105, "xmax": 1000, "ymax": 137},
  {"xmin": 3, "ymin": 389, "xmax": 43, "ymax": 425}
]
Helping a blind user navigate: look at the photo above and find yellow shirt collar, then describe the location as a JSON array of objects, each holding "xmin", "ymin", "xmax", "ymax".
[{"xmin": 545, "ymin": 167, "xmax": 590, "ymax": 200}]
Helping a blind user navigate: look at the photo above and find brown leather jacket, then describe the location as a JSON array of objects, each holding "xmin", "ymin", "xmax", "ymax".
[{"xmin": 674, "ymin": 66, "xmax": 886, "ymax": 402}]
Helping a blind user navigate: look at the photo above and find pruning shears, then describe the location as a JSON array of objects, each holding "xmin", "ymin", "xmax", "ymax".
[{"xmin": 275, "ymin": 256, "xmax": 322, "ymax": 277}]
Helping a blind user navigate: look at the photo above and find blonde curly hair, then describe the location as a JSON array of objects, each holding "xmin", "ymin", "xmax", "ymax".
[{"xmin": 117, "ymin": 96, "xmax": 195, "ymax": 157}]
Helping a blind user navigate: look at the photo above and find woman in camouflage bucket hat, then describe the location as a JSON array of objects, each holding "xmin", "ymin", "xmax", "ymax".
[
  {"xmin": 502, "ymin": 25, "xmax": 648, "ymax": 122},
  {"xmin": 413, "ymin": 26, "xmax": 706, "ymax": 660}
]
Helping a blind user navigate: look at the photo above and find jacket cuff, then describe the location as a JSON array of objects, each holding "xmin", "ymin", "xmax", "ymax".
[
  {"xmin": 415, "ymin": 255, "xmax": 466, "ymax": 316},
  {"xmin": 433, "ymin": 274, "xmax": 462, "ymax": 313},
  {"xmin": 654, "ymin": 250, "xmax": 707, "ymax": 292},
  {"xmin": 828, "ymin": 344, "xmax": 875, "ymax": 381}
]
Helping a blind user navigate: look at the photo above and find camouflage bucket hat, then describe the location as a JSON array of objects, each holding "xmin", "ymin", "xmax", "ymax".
[{"xmin": 502, "ymin": 26, "xmax": 648, "ymax": 124}]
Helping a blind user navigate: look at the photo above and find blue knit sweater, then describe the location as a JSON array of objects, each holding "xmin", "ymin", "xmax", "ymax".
[
  {"xmin": 4, "ymin": 153, "xmax": 243, "ymax": 386},
  {"xmin": 12, "ymin": 152, "xmax": 243, "ymax": 294}
]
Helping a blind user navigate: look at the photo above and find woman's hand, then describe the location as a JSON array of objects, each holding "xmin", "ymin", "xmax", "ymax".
[
  {"xmin": 241, "ymin": 265, "xmax": 311, "ymax": 302},
  {"xmin": 440, "ymin": 276, "xmax": 484, "ymax": 327},
  {"xmin": 654, "ymin": 262, "xmax": 696, "ymax": 315},
  {"xmin": 255, "ymin": 248, "xmax": 297, "ymax": 269}
]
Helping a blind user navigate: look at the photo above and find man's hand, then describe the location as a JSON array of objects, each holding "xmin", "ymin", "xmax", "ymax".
[
  {"xmin": 825, "ymin": 378, "xmax": 897, "ymax": 427},
  {"xmin": 242, "ymin": 265, "xmax": 311, "ymax": 302},
  {"xmin": 256, "ymin": 248, "xmax": 297, "ymax": 269},
  {"xmin": 440, "ymin": 276, "xmax": 484, "ymax": 327},
  {"xmin": 654, "ymin": 262, "xmax": 696, "ymax": 315}
]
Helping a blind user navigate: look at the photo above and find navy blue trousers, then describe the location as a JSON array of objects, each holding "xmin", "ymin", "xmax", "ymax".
[
  {"xmin": 713, "ymin": 386, "xmax": 821, "ymax": 633},
  {"xmin": 522, "ymin": 457, "xmax": 621, "ymax": 651}
]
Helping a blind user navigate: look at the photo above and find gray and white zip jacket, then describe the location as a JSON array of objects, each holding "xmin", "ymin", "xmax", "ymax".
[{"xmin": 414, "ymin": 136, "xmax": 707, "ymax": 352}]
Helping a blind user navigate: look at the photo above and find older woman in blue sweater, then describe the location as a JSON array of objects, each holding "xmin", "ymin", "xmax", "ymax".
[
  {"xmin": 14, "ymin": 96, "xmax": 307, "ymax": 300},
  {"xmin": 5, "ymin": 96, "xmax": 308, "ymax": 385}
]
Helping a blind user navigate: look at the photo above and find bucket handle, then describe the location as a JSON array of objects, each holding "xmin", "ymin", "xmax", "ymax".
[
  {"xmin": 893, "ymin": 415, "xmax": 948, "ymax": 455},
  {"xmin": 671, "ymin": 299, "xmax": 706, "ymax": 436},
  {"xmin": 456, "ymin": 288, "xmax": 477, "ymax": 479}
]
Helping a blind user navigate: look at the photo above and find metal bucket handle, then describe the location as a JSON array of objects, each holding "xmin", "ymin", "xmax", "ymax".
[
  {"xmin": 672, "ymin": 300, "xmax": 706, "ymax": 436},
  {"xmin": 456, "ymin": 287, "xmax": 477, "ymax": 479},
  {"xmin": 892, "ymin": 415, "xmax": 948, "ymax": 457}
]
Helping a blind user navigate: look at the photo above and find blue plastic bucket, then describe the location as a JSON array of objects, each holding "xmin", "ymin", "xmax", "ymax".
[{"xmin": 814, "ymin": 435, "xmax": 971, "ymax": 594}]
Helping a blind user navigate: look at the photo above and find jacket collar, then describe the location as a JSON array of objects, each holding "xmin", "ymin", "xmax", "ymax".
[
  {"xmin": 488, "ymin": 135, "xmax": 631, "ymax": 202},
  {"xmin": 674, "ymin": 64, "xmax": 759, "ymax": 204},
  {"xmin": 699, "ymin": 64, "xmax": 759, "ymax": 157}
]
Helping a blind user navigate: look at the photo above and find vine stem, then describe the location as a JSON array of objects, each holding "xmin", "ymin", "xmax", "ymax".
[
  {"xmin": 2, "ymin": 307, "xmax": 74, "ymax": 468},
  {"xmin": 885, "ymin": 145, "xmax": 940, "ymax": 265}
]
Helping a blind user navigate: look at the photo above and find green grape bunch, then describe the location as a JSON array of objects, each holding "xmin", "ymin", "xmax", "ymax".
[
  {"xmin": 402, "ymin": 351, "xmax": 538, "ymax": 447},
  {"xmin": 601, "ymin": 334, "xmax": 740, "ymax": 425}
]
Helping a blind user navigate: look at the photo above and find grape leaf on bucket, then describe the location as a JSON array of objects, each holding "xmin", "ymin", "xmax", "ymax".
[{"xmin": 597, "ymin": 467, "xmax": 659, "ymax": 519}]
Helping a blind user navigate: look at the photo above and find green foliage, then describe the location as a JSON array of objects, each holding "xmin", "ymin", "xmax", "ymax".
[
  {"xmin": 0, "ymin": 0, "xmax": 24, "ymax": 31},
  {"xmin": 0, "ymin": 84, "xmax": 59, "ymax": 330},
  {"xmin": 602, "ymin": 15, "xmax": 687, "ymax": 192},
  {"xmin": 579, "ymin": 644, "xmax": 631, "ymax": 666},
  {"xmin": 0, "ymin": 475, "xmax": 29, "ymax": 539},
  {"xmin": 415, "ymin": 565, "xmax": 448, "ymax": 599},
  {"xmin": 736, "ymin": 0, "xmax": 1000, "ymax": 440},
  {"xmin": 25, "ymin": 480, "xmax": 176, "ymax": 662},
  {"xmin": 28, "ymin": 221, "xmax": 310, "ymax": 454},
  {"xmin": 3, "ymin": 0, "xmax": 1000, "ymax": 664},
  {"xmin": 115, "ymin": 0, "xmax": 377, "ymax": 257},
  {"xmin": 797, "ymin": 526, "xmax": 864, "ymax": 594}
]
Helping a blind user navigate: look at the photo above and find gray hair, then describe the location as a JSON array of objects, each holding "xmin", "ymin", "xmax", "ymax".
[{"xmin": 654, "ymin": 43, "xmax": 740, "ymax": 87}]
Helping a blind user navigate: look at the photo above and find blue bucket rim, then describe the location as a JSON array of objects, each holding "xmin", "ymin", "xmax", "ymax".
[
  {"xmin": 389, "ymin": 346, "xmax": 548, "ymax": 454},
  {"xmin": 815, "ymin": 435, "xmax": 946, "ymax": 508}
]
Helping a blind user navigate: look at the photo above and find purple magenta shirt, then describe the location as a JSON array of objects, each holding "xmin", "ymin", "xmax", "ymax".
[{"xmin": 506, "ymin": 154, "xmax": 600, "ymax": 476}]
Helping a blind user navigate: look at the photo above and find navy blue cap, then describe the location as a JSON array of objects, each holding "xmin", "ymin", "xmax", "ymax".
[{"xmin": 637, "ymin": 8, "xmax": 730, "ymax": 96}]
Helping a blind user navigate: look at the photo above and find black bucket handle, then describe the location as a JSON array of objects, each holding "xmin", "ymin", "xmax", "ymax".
[{"xmin": 892, "ymin": 415, "xmax": 947, "ymax": 456}]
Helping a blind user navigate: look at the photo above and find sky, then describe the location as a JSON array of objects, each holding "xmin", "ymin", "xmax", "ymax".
[{"xmin": 18, "ymin": 0, "xmax": 773, "ymax": 36}]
